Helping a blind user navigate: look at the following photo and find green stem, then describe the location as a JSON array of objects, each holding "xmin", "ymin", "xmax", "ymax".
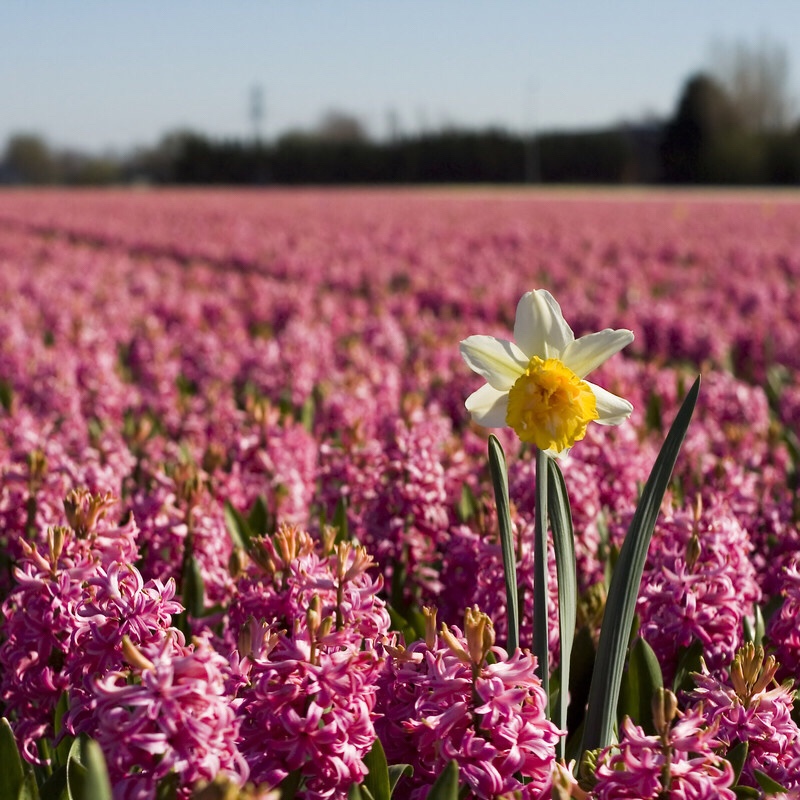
[{"xmin": 534, "ymin": 448, "xmax": 550, "ymax": 713}]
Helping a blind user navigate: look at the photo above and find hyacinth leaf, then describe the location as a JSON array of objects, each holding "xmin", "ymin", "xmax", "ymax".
[
  {"xmin": 223, "ymin": 500, "xmax": 253, "ymax": 552},
  {"xmin": 618, "ymin": 637, "xmax": 663, "ymax": 734},
  {"xmin": 753, "ymin": 769, "xmax": 788, "ymax": 794},
  {"xmin": 361, "ymin": 737, "xmax": 391, "ymax": 800},
  {"xmin": 39, "ymin": 767, "xmax": 67, "ymax": 800},
  {"xmin": 533, "ymin": 448, "xmax": 550, "ymax": 706},
  {"xmin": 732, "ymin": 787, "xmax": 760, "ymax": 799},
  {"xmin": 66, "ymin": 735, "xmax": 112, "ymax": 800},
  {"xmin": 488, "ymin": 435, "xmax": 519, "ymax": 653},
  {"xmin": 278, "ymin": 768, "xmax": 303, "ymax": 799},
  {"xmin": 53, "ymin": 693, "xmax": 72, "ymax": 767},
  {"xmin": 154, "ymin": 773, "xmax": 178, "ymax": 800},
  {"xmin": 388, "ymin": 765, "xmax": 414, "ymax": 796},
  {"xmin": 743, "ymin": 605, "xmax": 765, "ymax": 647},
  {"xmin": 581, "ymin": 376, "xmax": 700, "ymax": 755},
  {"xmin": 546, "ymin": 455, "xmax": 576, "ymax": 758},
  {"xmin": 671, "ymin": 639, "xmax": 703, "ymax": 695},
  {"xmin": 332, "ymin": 496, "xmax": 349, "ymax": 543},
  {"xmin": 456, "ymin": 483, "xmax": 478, "ymax": 523},
  {"xmin": 18, "ymin": 770, "xmax": 40, "ymax": 800},
  {"xmin": 248, "ymin": 494, "xmax": 272, "ymax": 537},
  {"xmin": 0, "ymin": 718, "xmax": 26, "ymax": 799},
  {"xmin": 348, "ymin": 784, "xmax": 374, "ymax": 800},
  {"xmin": 427, "ymin": 760, "xmax": 459, "ymax": 800},
  {"xmin": 727, "ymin": 741, "xmax": 749, "ymax": 784},
  {"xmin": 181, "ymin": 554, "xmax": 205, "ymax": 620}
]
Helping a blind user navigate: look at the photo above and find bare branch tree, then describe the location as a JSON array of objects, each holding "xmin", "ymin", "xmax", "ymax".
[{"xmin": 709, "ymin": 36, "xmax": 796, "ymax": 133}]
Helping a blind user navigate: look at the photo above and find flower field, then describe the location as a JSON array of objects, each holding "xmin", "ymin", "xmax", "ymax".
[{"xmin": 2, "ymin": 187, "xmax": 800, "ymax": 799}]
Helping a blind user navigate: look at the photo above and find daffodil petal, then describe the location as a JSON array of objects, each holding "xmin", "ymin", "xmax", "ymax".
[
  {"xmin": 586, "ymin": 382, "xmax": 634, "ymax": 425},
  {"xmin": 514, "ymin": 290, "xmax": 574, "ymax": 359},
  {"xmin": 465, "ymin": 383, "xmax": 510, "ymax": 428},
  {"xmin": 460, "ymin": 335, "xmax": 528, "ymax": 391},
  {"xmin": 561, "ymin": 328, "xmax": 634, "ymax": 378}
]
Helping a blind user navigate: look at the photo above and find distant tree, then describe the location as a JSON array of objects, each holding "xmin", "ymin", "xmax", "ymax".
[
  {"xmin": 660, "ymin": 73, "xmax": 750, "ymax": 183},
  {"xmin": 314, "ymin": 110, "xmax": 368, "ymax": 143},
  {"xmin": 709, "ymin": 37, "xmax": 796, "ymax": 133},
  {"xmin": 2, "ymin": 133, "xmax": 58, "ymax": 184}
]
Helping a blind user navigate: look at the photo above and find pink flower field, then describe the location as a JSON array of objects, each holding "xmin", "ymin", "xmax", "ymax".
[{"xmin": 2, "ymin": 187, "xmax": 800, "ymax": 799}]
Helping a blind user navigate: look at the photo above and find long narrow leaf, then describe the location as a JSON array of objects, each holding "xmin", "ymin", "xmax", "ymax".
[
  {"xmin": 488, "ymin": 435, "xmax": 519, "ymax": 653},
  {"xmin": 0, "ymin": 718, "xmax": 25, "ymax": 799},
  {"xmin": 362, "ymin": 737, "xmax": 391, "ymax": 800},
  {"xmin": 427, "ymin": 761, "xmax": 459, "ymax": 800},
  {"xmin": 581, "ymin": 376, "xmax": 699, "ymax": 755},
  {"xmin": 533, "ymin": 448, "xmax": 550, "ymax": 709},
  {"xmin": 547, "ymin": 456, "xmax": 576, "ymax": 759}
]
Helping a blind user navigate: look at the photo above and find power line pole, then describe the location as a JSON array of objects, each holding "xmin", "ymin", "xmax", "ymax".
[{"xmin": 250, "ymin": 85, "xmax": 265, "ymax": 144}]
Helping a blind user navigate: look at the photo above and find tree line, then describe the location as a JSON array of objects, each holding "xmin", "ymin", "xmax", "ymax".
[{"xmin": 3, "ymin": 68, "xmax": 800, "ymax": 186}]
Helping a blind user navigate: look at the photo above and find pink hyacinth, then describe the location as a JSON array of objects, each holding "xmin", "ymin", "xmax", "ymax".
[
  {"xmin": 230, "ymin": 526, "xmax": 390, "ymax": 798},
  {"xmin": 766, "ymin": 558, "xmax": 800, "ymax": 684},
  {"xmin": 689, "ymin": 644, "xmax": 800, "ymax": 791},
  {"xmin": 87, "ymin": 633, "xmax": 247, "ymax": 800},
  {"xmin": 376, "ymin": 607, "xmax": 561, "ymax": 799},
  {"xmin": 634, "ymin": 498, "xmax": 760, "ymax": 683},
  {"xmin": 593, "ymin": 701, "xmax": 735, "ymax": 799}
]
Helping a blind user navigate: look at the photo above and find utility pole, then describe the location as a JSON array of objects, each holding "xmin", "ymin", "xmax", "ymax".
[
  {"xmin": 524, "ymin": 80, "xmax": 540, "ymax": 184},
  {"xmin": 250, "ymin": 85, "xmax": 265, "ymax": 144}
]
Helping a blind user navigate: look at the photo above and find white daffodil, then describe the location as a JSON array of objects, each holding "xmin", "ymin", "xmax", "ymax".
[{"xmin": 460, "ymin": 289, "xmax": 634, "ymax": 455}]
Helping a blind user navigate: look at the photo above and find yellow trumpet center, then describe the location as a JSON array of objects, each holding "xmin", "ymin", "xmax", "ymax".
[{"xmin": 506, "ymin": 356, "xmax": 598, "ymax": 452}]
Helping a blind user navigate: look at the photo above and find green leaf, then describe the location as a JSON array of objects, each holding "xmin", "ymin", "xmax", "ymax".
[
  {"xmin": 743, "ymin": 605, "xmax": 765, "ymax": 647},
  {"xmin": 78, "ymin": 739, "xmax": 112, "ymax": 800},
  {"xmin": 53, "ymin": 693, "xmax": 72, "ymax": 767},
  {"xmin": 332, "ymin": 496, "xmax": 349, "ymax": 543},
  {"xmin": 66, "ymin": 736, "xmax": 86, "ymax": 800},
  {"xmin": 726, "ymin": 741, "xmax": 748, "ymax": 784},
  {"xmin": 487, "ymin": 435, "xmax": 519, "ymax": 653},
  {"xmin": 427, "ymin": 761, "xmax": 459, "ymax": 800},
  {"xmin": 618, "ymin": 637, "xmax": 663, "ymax": 733},
  {"xmin": 533, "ymin": 449, "xmax": 550, "ymax": 712},
  {"xmin": 154, "ymin": 772, "xmax": 179, "ymax": 800},
  {"xmin": 247, "ymin": 495, "xmax": 272, "ymax": 537},
  {"xmin": 39, "ymin": 767, "xmax": 67, "ymax": 800},
  {"xmin": 223, "ymin": 500, "xmax": 252, "ymax": 552},
  {"xmin": 361, "ymin": 737, "xmax": 391, "ymax": 800},
  {"xmin": 181, "ymin": 554, "xmax": 205, "ymax": 619},
  {"xmin": 753, "ymin": 769, "xmax": 787, "ymax": 794},
  {"xmin": 547, "ymin": 456, "xmax": 576, "ymax": 758},
  {"xmin": 388, "ymin": 765, "xmax": 414, "ymax": 796},
  {"xmin": 732, "ymin": 787, "xmax": 759, "ymax": 799},
  {"xmin": 278, "ymin": 768, "xmax": 303, "ymax": 799},
  {"xmin": 672, "ymin": 639, "xmax": 703, "ymax": 695},
  {"xmin": 0, "ymin": 717, "xmax": 26, "ymax": 799},
  {"xmin": 456, "ymin": 483, "xmax": 478, "ymax": 523},
  {"xmin": 18, "ymin": 770, "xmax": 39, "ymax": 800},
  {"xmin": 581, "ymin": 376, "xmax": 700, "ymax": 756}
]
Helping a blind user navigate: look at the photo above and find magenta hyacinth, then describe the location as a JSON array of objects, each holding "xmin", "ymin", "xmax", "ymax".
[
  {"xmin": 593, "ymin": 707, "xmax": 735, "ymax": 799},
  {"xmin": 376, "ymin": 607, "xmax": 561, "ymax": 800}
]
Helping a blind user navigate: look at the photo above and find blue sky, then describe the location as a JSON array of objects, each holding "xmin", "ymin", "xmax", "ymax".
[{"xmin": 3, "ymin": 2, "xmax": 799, "ymax": 153}]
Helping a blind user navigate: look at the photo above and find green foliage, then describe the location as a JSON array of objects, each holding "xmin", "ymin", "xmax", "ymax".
[
  {"xmin": 427, "ymin": 761, "xmax": 459, "ymax": 800},
  {"xmin": 0, "ymin": 717, "xmax": 28, "ymax": 799},
  {"xmin": 66, "ymin": 736, "xmax": 113, "ymax": 800},
  {"xmin": 618, "ymin": 637, "xmax": 664, "ymax": 734},
  {"xmin": 547, "ymin": 456, "xmax": 577, "ymax": 758},
  {"xmin": 487, "ymin": 435, "xmax": 519, "ymax": 653},
  {"xmin": 581, "ymin": 377, "xmax": 700, "ymax": 755}
]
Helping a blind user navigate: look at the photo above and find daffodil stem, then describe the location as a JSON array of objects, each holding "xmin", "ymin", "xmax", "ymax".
[{"xmin": 533, "ymin": 447, "xmax": 550, "ymax": 715}]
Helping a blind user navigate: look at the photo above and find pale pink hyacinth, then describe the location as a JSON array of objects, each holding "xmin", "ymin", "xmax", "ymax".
[{"xmin": 593, "ymin": 710, "xmax": 735, "ymax": 799}]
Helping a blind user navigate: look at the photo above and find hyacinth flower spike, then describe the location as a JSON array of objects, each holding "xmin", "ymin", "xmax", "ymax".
[{"xmin": 460, "ymin": 289, "xmax": 634, "ymax": 455}]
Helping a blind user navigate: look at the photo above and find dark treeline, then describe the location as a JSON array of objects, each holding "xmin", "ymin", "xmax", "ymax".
[{"xmin": 3, "ymin": 70, "xmax": 800, "ymax": 186}]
